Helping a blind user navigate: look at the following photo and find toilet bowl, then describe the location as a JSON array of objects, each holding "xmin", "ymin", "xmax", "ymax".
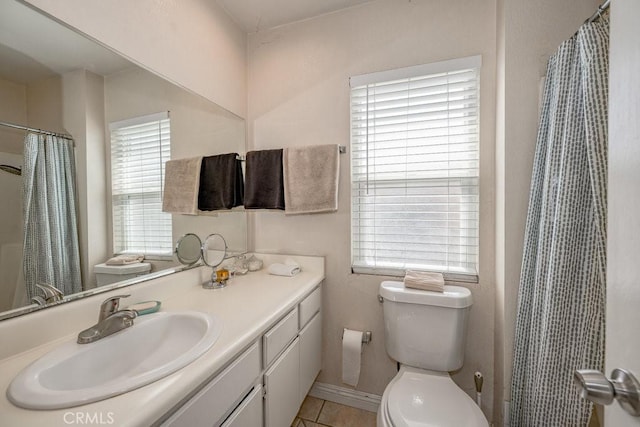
[
  {"xmin": 377, "ymin": 366, "xmax": 487, "ymax": 427},
  {"xmin": 378, "ymin": 281, "xmax": 488, "ymax": 426}
]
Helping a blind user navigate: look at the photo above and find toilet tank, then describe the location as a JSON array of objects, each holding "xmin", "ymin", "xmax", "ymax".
[
  {"xmin": 94, "ymin": 263, "xmax": 151, "ymax": 286},
  {"xmin": 379, "ymin": 281, "xmax": 472, "ymax": 372}
]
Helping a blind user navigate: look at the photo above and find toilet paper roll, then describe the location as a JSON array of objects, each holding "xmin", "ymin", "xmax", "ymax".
[{"xmin": 342, "ymin": 329, "xmax": 363, "ymax": 387}]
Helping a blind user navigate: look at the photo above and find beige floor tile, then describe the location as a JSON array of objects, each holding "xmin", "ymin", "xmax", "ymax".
[
  {"xmin": 317, "ymin": 401, "xmax": 377, "ymax": 427},
  {"xmin": 291, "ymin": 417, "xmax": 301, "ymax": 427},
  {"xmin": 298, "ymin": 420, "xmax": 330, "ymax": 427},
  {"xmin": 298, "ymin": 395, "xmax": 324, "ymax": 421}
]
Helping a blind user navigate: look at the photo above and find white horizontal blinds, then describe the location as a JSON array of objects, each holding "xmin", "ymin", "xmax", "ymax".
[
  {"xmin": 110, "ymin": 112, "xmax": 172, "ymax": 256},
  {"xmin": 350, "ymin": 56, "xmax": 480, "ymax": 278}
]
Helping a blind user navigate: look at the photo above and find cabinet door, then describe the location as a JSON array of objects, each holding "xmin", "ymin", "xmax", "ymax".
[
  {"xmin": 221, "ymin": 384, "xmax": 263, "ymax": 427},
  {"xmin": 299, "ymin": 312, "xmax": 322, "ymax": 404},
  {"xmin": 264, "ymin": 338, "xmax": 300, "ymax": 427},
  {"xmin": 162, "ymin": 343, "xmax": 260, "ymax": 427}
]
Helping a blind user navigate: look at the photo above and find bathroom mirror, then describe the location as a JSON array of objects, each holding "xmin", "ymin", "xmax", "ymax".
[
  {"xmin": 0, "ymin": 1, "xmax": 247, "ymax": 320},
  {"xmin": 202, "ymin": 234, "xmax": 228, "ymax": 268},
  {"xmin": 175, "ymin": 234, "xmax": 203, "ymax": 266}
]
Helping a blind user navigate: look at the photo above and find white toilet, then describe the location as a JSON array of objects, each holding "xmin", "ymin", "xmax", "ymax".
[
  {"xmin": 94, "ymin": 262, "xmax": 151, "ymax": 286},
  {"xmin": 378, "ymin": 280, "xmax": 488, "ymax": 427}
]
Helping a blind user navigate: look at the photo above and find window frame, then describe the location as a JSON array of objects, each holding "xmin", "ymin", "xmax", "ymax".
[
  {"xmin": 109, "ymin": 111, "xmax": 173, "ymax": 258},
  {"xmin": 349, "ymin": 56, "xmax": 481, "ymax": 282}
]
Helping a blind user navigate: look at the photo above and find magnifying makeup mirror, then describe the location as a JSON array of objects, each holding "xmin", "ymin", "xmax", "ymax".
[
  {"xmin": 202, "ymin": 233, "xmax": 228, "ymax": 289},
  {"xmin": 175, "ymin": 233, "xmax": 203, "ymax": 266}
]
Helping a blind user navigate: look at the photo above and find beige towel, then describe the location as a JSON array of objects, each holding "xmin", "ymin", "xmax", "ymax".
[
  {"xmin": 106, "ymin": 254, "xmax": 145, "ymax": 265},
  {"xmin": 403, "ymin": 270, "xmax": 445, "ymax": 292},
  {"xmin": 283, "ymin": 144, "xmax": 340, "ymax": 214},
  {"xmin": 162, "ymin": 157, "xmax": 202, "ymax": 215}
]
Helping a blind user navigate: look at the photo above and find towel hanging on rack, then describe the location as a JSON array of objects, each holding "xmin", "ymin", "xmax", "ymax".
[
  {"xmin": 162, "ymin": 157, "xmax": 202, "ymax": 215},
  {"xmin": 198, "ymin": 153, "xmax": 244, "ymax": 210},
  {"xmin": 283, "ymin": 144, "xmax": 340, "ymax": 214},
  {"xmin": 244, "ymin": 149, "xmax": 285, "ymax": 210}
]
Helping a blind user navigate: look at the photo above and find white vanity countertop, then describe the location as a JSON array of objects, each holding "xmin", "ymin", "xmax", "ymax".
[{"xmin": 0, "ymin": 254, "xmax": 324, "ymax": 427}]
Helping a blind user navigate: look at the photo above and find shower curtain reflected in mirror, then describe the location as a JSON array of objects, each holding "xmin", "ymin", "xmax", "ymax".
[{"xmin": 20, "ymin": 133, "xmax": 81, "ymax": 303}]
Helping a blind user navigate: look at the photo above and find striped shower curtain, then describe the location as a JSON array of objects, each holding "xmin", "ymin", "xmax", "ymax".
[
  {"xmin": 23, "ymin": 134, "xmax": 81, "ymax": 300},
  {"xmin": 509, "ymin": 17, "xmax": 609, "ymax": 427}
]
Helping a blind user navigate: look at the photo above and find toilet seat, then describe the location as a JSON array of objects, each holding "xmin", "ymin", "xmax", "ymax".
[{"xmin": 378, "ymin": 366, "xmax": 488, "ymax": 427}]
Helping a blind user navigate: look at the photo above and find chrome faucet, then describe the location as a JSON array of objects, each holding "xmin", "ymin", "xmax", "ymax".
[
  {"xmin": 31, "ymin": 283, "xmax": 64, "ymax": 306},
  {"xmin": 77, "ymin": 295, "xmax": 138, "ymax": 344}
]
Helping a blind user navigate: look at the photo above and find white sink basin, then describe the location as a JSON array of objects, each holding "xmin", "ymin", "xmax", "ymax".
[{"xmin": 7, "ymin": 311, "xmax": 222, "ymax": 410}]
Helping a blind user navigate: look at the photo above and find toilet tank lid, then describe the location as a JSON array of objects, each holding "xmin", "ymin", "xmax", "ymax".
[
  {"xmin": 379, "ymin": 281, "xmax": 472, "ymax": 308},
  {"xmin": 94, "ymin": 263, "xmax": 151, "ymax": 275}
]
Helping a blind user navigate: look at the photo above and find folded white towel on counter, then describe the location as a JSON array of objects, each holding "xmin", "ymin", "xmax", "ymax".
[
  {"xmin": 106, "ymin": 254, "xmax": 145, "ymax": 266},
  {"xmin": 268, "ymin": 260, "xmax": 301, "ymax": 277},
  {"xmin": 403, "ymin": 270, "xmax": 445, "ymax": 292}
]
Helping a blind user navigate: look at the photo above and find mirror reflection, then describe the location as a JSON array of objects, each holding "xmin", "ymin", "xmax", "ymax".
[
  {"xmin": 0, "ymin": 1, "xmax": 247, "ymax": 320},
  {"xmin": 202, "ymin": 234, "xmax": 227, "ymax": 268},
  {"xmin": 175, "ymin": 234, "xmax": 203, "ymax": 266}
]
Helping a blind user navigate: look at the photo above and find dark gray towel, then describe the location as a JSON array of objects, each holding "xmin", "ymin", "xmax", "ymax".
[
  {"xmin": 244, "ymin": 149, "xmax": 285, "ymax": 210},
  {"xmin": 198, "ymin": 153, "xmax": 244, "ymax": 210}
]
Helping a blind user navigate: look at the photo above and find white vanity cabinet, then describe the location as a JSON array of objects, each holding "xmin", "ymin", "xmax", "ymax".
[
  {"xmin": 221, "ymin": 384, "xmax": 263, "ymax": 427},
  {"xmin": 264, "ymin": 285, "xmax": 322, "ymax": 426},
  {"xmin": 161, "ymin": 284, "xmax": 322, "ymax": 427},
  {"xmin": 162, "ymin": 342, "xmax": 261, "ymax": 427},
  {"xmin": 299, "ymin": 312, "xmax": 322, "ymax": 404},
  {"xmin": 264, "ymin": 338, "xmax": 300, "ymax": 427},
  {"xmin": 298, "ymin": 287, "xmax": 322, "ymax": 404}
]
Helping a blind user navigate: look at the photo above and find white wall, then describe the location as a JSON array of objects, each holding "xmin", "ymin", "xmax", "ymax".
[
  {"xmin": 26, "ymin": 75, "xmax": 65, "ymax": 134},
  {"xmin": 104, "ymin": 67, "xmax": 247, "ymax": 256},
  {"xmin": 607, "ymin": 1, "xmax": 640, "ymax": 426},
  {"xmin": 62, "ymin": 70, "xmax": 108, "ymax": 289},
  {"xmin": 0, "ymin": 80, "xmax": 27, "ymax": 281},
  {"xmin": 494, "ymin": 0, "xmax": 601, "ymax": 424},
  {"xmin": 24, "ymin": 0, "xmax": 247, "ymax": 118},
  {"xmin": 248, "ymin": 0, "xmax": 497, "ymax": 420},
  {"xmin": 0, "ymin": 77, "xmax": 28, "ymax": 154},
  {"xmin": 0, "ymin": 152, "xmax": 22, "ymax": 312}
]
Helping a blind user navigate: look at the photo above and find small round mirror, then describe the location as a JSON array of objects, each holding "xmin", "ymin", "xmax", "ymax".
[
  {"xmin": 175, "ymin": 233, "xmax": 203, "ymax": 265},
  {"xmin": 202, "ymin": 233, "xmax": 227, "ymax": 268}
]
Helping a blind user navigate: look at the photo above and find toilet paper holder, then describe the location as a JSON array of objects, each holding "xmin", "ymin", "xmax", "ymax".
[{"xmin": 342, "ymin": 328, "xmax": 372, "ymax": 344}]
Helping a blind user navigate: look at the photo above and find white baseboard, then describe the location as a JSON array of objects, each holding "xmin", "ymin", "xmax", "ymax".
[
  {"xmin": 308, "ymin": 382, "xmax": 381, "ymax": 414},
  {"xmin": 503, "ymin": 401, "xmax": 510, "ymax": 427}
]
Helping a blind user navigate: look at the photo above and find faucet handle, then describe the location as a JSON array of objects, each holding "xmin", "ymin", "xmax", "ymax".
[
  {"xmin": 99, "ymin": 294, "xmax": 130, "ymax": 321},
  {"xmin": 35, "ymin": 283, "xmax": 64, "ymax": 303}
]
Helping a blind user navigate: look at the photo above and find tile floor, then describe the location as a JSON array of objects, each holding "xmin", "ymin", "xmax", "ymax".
[{"xmin": 292, "ymin": 396, "xmax": 377, "ymax": 427}]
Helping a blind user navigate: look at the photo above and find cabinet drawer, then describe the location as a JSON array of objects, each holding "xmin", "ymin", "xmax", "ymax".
[
  {"xmin": 263, "ymin": 307, "xmax": 298, "ymax": 368},
  {"xmin": 163, "ymin": 342, "xmax": 260, "ymax": 427},
  {"xmin": 221, "ymin": 384, "xmax": 263, "ymax": 427},
  {"xmin": 299, "ymin": 286, "xmax": 321, "ymax": 329}
]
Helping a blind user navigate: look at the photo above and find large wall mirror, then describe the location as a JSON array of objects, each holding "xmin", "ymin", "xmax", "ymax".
[{"xmin": 0, "ymin": 1, "xmax": 247, "ymax": 320}]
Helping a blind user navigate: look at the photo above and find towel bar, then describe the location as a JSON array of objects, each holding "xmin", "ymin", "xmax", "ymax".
[{"xmin": 237, "ymin": 145, "xmax": 347, "ymax": 162}]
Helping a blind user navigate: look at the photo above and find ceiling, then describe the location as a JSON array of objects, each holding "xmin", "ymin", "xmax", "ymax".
[
  {"xmin": 0, "ymin": 0, "xmax": 377, "ymax": 84},
  {"xmin": 216, "ymin": 0, "xmax": 376, "ymax": 33},
  {"xmin": 0, "ymin": 1, "xmax": 132, "ymax": 84}
]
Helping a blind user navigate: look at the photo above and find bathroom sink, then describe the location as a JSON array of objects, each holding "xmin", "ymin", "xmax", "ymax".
[{"xmin": 7, "ymin": 311, "xmax": 222, "ymax": 410}]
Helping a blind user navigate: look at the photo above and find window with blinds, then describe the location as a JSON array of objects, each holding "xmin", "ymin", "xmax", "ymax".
[
  {"xmin": 350, "ymin": 56, "xmax": 480, "ymax": 280},
  {"xmin": 110, "ymin": 112, "xmax": 172, "ymax": 256}
]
